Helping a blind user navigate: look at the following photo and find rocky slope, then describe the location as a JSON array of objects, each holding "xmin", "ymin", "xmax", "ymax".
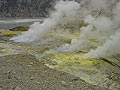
[
  {"xmin": 0, "ymin": 0, "xmax": 82, "ymax": 17},
  {"xmin": 0, "ymin": 0, "xmax": 55, "ymax": 17}
]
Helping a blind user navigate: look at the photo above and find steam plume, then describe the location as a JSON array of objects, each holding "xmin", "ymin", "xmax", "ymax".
[{"xmin": 11, "ymin": 0, "xmax": 120, "ymax": 59}]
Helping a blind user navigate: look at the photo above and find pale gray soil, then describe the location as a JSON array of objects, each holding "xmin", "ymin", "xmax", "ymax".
[{"xmin": 0, "ymin": 54, "xmax": 106, "ymax": 90}]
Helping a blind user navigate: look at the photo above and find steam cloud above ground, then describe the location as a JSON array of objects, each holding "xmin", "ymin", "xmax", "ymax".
[
  {"xmin": 10, "ymin": 1, "xmax": 80, "ymax": 42},
  {"xmin": 11, "ymin": 0, "xmax": 120, "ymax": 59}
]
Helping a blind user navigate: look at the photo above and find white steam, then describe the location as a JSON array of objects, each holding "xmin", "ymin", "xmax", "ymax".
[
  {"xmin": 11, "ymin": 0, "xmax": 120, "ymax": 59},
  {"xmin": 10, "ymin": 1, "xmax": 80, "ymax": 42},
  {"xmin": 84, "ymin": 1, "xmax": 120, "ymax": 58},
  {"xmin": 84, "ymin": 31, "xmax": 120, "ymax": 58}
]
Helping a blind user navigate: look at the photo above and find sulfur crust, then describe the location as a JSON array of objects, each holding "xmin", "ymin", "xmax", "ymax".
[
  {"xmin": 1, "ymin": 31, "xmax": 22, "ymax": 35},
  {"xmin": 0, "ymin": 49, "xmax": 7, "ymax": 54},
  {"xmin": 40, "ymin": 51, "xmax": 103, "ymax": 67}
]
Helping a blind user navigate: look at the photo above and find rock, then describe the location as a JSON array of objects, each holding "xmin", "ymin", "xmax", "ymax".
[
  {"xmin": 37, "ymin": 47, "xmax": 50, "ymax": 54},
  {"xmin": 9, "ymin": 26, "xmax": 29, "ymax": 31},
  {"xmin": 15, "ymin": 86, "xmax": 20, "ymax": 90},
  {"xmin": 30, "ymin": 77, "xmax": 34, "ymax": 80}
]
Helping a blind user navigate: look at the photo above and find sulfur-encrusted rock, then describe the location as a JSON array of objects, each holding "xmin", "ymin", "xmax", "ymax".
[{"xmin": 40, "ymin": 51, "xmax": 120, "ymax": 90}]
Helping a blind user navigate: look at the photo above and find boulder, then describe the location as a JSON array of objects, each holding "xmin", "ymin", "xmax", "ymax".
[{"xmin": 9, "ymin": 26, "xmax": 29, "ymax": 31}]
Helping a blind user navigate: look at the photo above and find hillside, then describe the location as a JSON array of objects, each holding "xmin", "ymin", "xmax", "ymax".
[{"xmin": 0, "ymin": 0, "xmax": 55, "ymax": 17}]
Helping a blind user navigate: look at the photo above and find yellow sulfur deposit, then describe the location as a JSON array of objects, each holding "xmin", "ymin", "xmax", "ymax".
[
  {"xmin": 40, "ymin": 51, "xmax": 115, "ymax": 87},
  {"xmin": 48, "ymin": 33, "xmax": 79, "ymax": 42},
  {"xmin": 40, "ymin": 51, "xmax": 103, "ymax": 68},
  {"xmin": 1, "ymin": 31, "xmax": 22, "ymax": 35},
  {"xmin": 0, "ymin": 49, "xmax": 7, "ymax": 54}
]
